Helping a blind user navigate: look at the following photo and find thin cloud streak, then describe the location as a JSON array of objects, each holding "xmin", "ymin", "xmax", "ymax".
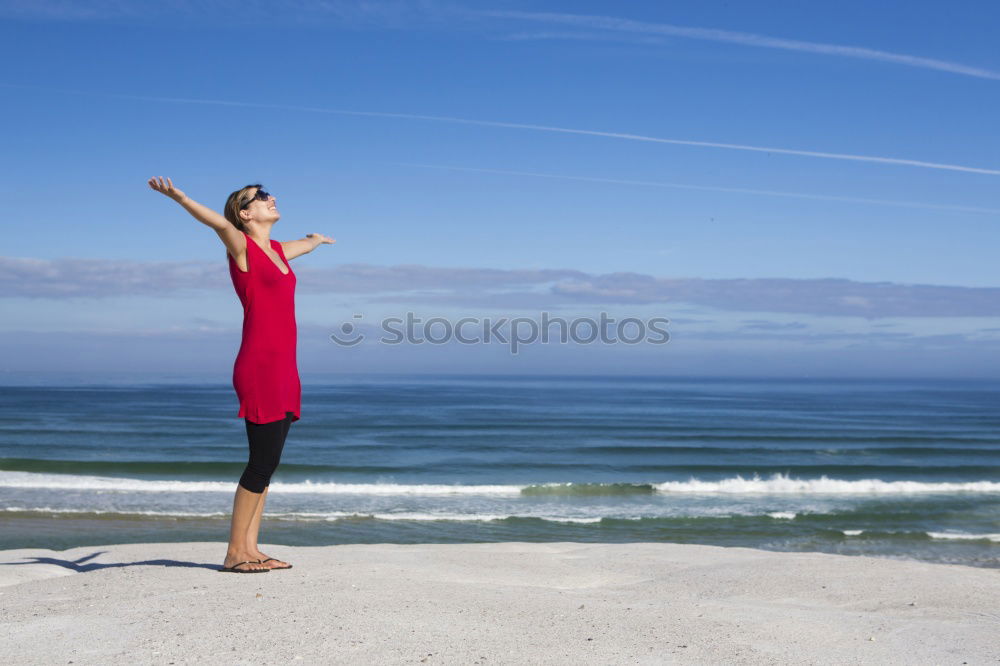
[
  {"xmin": 115, "ymin": 93, "xmax": 1000, "ymax": 176},
  {"xmin": 393, "ymin": 162, "xmax": 1000, "ymax": 216},
  {"xmin": 500, "ymin": 31, "xmax": 667, "ymax": 45},
  {"xmin": 7, "ymin": 83, "xmax": 999, "ymax": 176},
  {"xmin": 485, "ymin": 10, "xmax": 1000, "ymax": 81}
]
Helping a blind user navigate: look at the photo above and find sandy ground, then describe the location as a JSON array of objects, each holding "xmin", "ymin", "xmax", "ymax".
[{"xmin": 0, "ymin": 541, "xmax": 996, "ymax": 665}]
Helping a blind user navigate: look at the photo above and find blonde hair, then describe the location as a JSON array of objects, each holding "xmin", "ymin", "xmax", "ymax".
[{"xmin": 223, "ymin": 183, "xmax": 263, "ymax": 232}]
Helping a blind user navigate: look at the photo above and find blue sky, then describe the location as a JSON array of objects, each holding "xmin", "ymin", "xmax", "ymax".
[{"xmin": 2, "ymin": 0, "xmax": 999, "ymax": 379}]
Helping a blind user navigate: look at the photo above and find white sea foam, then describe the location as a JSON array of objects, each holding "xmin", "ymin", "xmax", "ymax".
[
  {"xmin": 767, "ymin": 511, "xmax": 797, "ymax": 519},
  {"xmin": 3, "ymin": 470, "xmax": 999, "ymax": 496},
  {"xmin": 0, "ymin": 506, "xmax": 605, "ymax": 524},
  {"xmin": 0, "ymin": 471, "xmax": 522, "ymax": 496},
  {"xmin": 926, "ymin": 531, "xmax": 1000, "ymax": 542},
  {"xmin": 353, "ymin": 512, "xmax": 602, "ymax": 523},
  {"xmin": 655, "ymin": 473, "xmax": 1000, "ymax": 494},
  {"xmin": 842, "ymin": 529, "xmax": 865, "ymax": 536},
  {"xmin": 3, "ymin": 506, "xmax": 229, "ymax": 518}
]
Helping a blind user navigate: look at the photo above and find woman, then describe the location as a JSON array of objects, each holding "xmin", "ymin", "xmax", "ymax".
[{"xmin": 148, "ymin": 177, "xmax": 335, "ymax": 573}]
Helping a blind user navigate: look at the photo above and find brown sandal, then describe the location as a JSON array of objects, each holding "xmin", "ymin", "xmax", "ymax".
[
  {"xmin": 219, "ymin": 560, "xmax": 271, "ymax": 573},
  {"xmin": 258, "ymin": 557, "xmax": 293, "ymax": 570}
]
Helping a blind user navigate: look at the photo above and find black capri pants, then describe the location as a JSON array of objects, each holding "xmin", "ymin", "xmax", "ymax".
[{"xmin": 238, "ymin": 411, "xmax": 295, "ymax": 493}]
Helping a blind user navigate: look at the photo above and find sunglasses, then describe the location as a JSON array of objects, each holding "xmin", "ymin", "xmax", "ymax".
[{"xmin": 240, "ymin": 189, "xmax": 272, "ymax": 209}]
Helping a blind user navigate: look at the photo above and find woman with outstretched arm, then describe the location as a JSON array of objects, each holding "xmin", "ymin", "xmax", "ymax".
[{"xmin": 148, "ymin": 177, "xmax": 334, "ymax": 573}]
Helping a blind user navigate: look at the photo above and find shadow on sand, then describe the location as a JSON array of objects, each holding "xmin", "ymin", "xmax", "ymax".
[{"xmin": 0, "ymin": 551, "xmax": 222, "ymax": 572}]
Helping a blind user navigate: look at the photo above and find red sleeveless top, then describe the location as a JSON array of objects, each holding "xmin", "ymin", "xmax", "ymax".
[{"xmin": 227, "ymin": 231, "xmax": 301, "ymax": 424}]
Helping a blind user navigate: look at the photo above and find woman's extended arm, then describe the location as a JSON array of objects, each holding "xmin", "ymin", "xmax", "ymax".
[
  {"xmin": 281, "ymin": 234, "xmax": 336, "ymax": 261},
  {"xmin": 148, "ymin": 176, "xmax": 244, "ymax": 261},
  {"xmin": 147, "ymin": 176, "xmax": 230, "ymax": 231}
]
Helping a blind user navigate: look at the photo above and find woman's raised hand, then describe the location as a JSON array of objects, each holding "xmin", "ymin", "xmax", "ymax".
[
  {"xmin": 147, "ymin": 176, "xmax": 187, "ymax": 202},
  {"xmin": 306, "ymin": 233, "xmax": 336, "ymax": 245}
]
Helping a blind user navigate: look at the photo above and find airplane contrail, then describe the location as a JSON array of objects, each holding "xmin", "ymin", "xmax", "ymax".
[
  {"xmin": 5, "ymin": 84, "xmax": 999, "ymax": 176},
  {"xmin": 114, "ymin": 93, "xmax": 1000, "ymax": 176},
  {"xmin": 392, "ymin": 162, "xmax": 1000, "ymax": 215}
]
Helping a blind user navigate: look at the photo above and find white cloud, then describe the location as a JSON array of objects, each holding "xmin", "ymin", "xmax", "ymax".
[{"xmin": 4, "ymin": 255, "xmax": 1000, "ymax": 318}]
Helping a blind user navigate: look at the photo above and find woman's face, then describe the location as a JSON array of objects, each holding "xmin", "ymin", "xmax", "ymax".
[{"xmin": 244, "ymin": 189, "xmax": 280, "ymax": 224}]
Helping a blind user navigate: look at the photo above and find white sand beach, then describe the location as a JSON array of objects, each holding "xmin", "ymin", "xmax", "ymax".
[{"xmin": 0, "ymin": 541, "xmax": 996, "ymax": 664}]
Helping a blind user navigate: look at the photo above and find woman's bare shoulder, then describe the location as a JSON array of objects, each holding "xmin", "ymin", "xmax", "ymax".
[{"xmin": 217, "ymin": 226, "xmax": 248, "ymax": 272}]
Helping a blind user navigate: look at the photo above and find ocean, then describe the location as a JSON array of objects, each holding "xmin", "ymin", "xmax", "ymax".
[{"xmin": 1, "ymin": 375, "xmax": 997, "ymax": 569}]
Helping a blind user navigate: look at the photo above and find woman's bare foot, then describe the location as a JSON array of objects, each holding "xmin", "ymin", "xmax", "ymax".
[{"xmin": 223, "ymin": 551, "xmax": 270, "ymax": 571}]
